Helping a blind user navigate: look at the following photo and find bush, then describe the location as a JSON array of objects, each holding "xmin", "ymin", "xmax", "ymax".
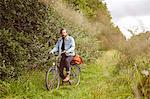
[
  {"xmin": 0, "ymin": 0, "xmax": 104, "ymax": 80},
  {"xmin": 0, "ymin": 29, "xmax": 27, "ymax": 80},
  {"xmin": 0, "ymin": 0, "xmax": 52, "ymax": 79}
]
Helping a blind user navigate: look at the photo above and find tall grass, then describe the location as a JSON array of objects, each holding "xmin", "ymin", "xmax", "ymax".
[
  {"xmin": 2, "ymin": 49, "xmax": 149, "ymax": 99},
  {"xmin": 116, "ymin": 32, "xmax": 150, "ymax": 98},
  {"xmin": 0, "ymin": 54, "xmax": 134, "ymax": 98},
  {"xmin": 1, "ymin": 70, "xmax": 46, "ymax": 98}
]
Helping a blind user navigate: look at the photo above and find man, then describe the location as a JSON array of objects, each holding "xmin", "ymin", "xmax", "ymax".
[{"xmin": 50, "ymin": 28, "xmax": 75, "ymax": 81}]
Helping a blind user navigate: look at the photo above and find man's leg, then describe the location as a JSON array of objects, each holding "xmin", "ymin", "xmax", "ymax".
[
  {"xmin": 63, "ymin": 56, "xmax": 73, "ymax": 81},
  {"xmin": 59, "ymin": 55, "xmax": 66, "ymax": 79}
]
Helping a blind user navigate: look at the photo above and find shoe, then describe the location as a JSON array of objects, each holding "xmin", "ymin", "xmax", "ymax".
[{"xmin": 63, "ymin": 75, "xmax": 70, "ymax": 82}]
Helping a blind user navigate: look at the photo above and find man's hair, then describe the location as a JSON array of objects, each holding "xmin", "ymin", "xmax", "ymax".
[{"xmin": 60, "ymin": 28, "xmax": 67, "ymax": 33}]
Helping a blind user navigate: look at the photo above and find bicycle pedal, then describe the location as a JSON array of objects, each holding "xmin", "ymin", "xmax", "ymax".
[
  {"xmin": 62, "ymin": 80, "xmax": 72, "ymax": 85},
  {"xmin": 68, "ymin": 80, "xmax": 72, "ymax": 85}
]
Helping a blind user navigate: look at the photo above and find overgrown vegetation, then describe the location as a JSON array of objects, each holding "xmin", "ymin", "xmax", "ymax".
[
  {"xmin": 115, "ymin": 32, "xmax": 150, "ymax": 98},
  {"xmin": 0, "ymin": 0, "xmax": 149, "ymax": 98},
  {"xmin": 0, "ymin": 0, "xmax": 50, "ymax": 80},
  {"xmin": 0, "ymin": 0, "xmax": 103, "ymax": 81}
]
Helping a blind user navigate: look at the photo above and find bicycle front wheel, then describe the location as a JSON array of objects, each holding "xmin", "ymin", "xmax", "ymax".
[{"xmin": 45, "ymin": 66, "xmax": 60, "ymax": 91}]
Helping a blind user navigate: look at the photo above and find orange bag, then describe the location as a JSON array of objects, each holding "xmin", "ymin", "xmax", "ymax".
[{"xmin": 71, "ymin": 54, "xmax": 83, "ymax": 65}]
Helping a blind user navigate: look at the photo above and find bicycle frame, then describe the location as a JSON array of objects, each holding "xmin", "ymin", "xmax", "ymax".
[
  {"xmin": 46, "ymin": 53, "xmax": 81, "ymax": 91},
  {"xmin": 48, "ymin": 54, "xmax": 61, "ymax": 74}
]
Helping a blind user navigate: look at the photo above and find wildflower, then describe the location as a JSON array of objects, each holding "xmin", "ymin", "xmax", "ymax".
[{"xmin": 141, "ymin": 70, "xmax": 149, "ymax": 76}]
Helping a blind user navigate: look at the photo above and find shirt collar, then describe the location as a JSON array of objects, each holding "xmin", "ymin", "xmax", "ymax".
[{"xmin": 61, "ymin": 35, "xmax": 69, "ymax": 40}]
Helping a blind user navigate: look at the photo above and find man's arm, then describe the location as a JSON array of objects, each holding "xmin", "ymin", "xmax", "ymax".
[
  {"xmin": 50, "ymin": 40, "xmax": 59, "ymax": 54},
  {"xmin": 66, "ymin": 37, "xmax": 75, "ymax": 53}
]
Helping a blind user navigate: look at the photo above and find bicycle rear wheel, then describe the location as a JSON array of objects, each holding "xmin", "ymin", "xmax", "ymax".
[
  {"xmin": 45, "ymin": 66, "xmax": 60, "ymax": 91},
  {"xmin": 69, "ymin": 65, "xmax": 80, "ymax": 86}
]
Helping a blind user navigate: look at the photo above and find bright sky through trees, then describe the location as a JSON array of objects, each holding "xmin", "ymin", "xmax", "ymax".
[{"xmin": 104, "ymin": 0, "xmax": 150, "ymax": 39}]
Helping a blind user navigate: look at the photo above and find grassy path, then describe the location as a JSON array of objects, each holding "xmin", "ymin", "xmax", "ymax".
[
  {"xmin": 4, "ymin": 50, "xmax": 134, "ymax": 99},
  {"xmin": 5, "ymin": 64, "xmax": 104, "ymax": 99}
]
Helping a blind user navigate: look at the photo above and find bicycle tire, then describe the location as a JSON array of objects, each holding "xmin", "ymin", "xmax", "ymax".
[
  {"xmin": 45, "ymin": 66, "xmax": 60, "ymax": 91},
  {"xmin": 69, "ymin": 65, "xmax": 80, "ymax": 86}
]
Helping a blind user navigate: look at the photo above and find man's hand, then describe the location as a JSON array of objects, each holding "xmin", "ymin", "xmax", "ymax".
[
  {"xmin": 61, "ymin": 50, "xmax": 66, "ymax": 54},
  {"xmin": 47, "ymin": 51, "xmax": 53, "ymax": 60},
  {"xmin": 49, "ymin": 50, "xmax": 54, "ymax": 54}
]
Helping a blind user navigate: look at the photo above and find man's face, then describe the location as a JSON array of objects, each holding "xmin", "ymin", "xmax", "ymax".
[{"xmin": 61, "ymin": 30, "xmax": 67, "ymax": 38}]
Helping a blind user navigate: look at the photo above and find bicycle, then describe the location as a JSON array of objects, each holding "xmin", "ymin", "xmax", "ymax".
[{"xmin": 45, "ymin": 53, "xmax": 81, "ymax": 91}]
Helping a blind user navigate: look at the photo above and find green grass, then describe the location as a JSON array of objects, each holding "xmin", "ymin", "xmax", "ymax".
[
  {"xmin": 3, "ymin": 64, "xmax": 133, "ymax": 99},
  {"xmin": 2, "ymin": 65, "xmax": 102, "ymax": 99},
  {"xmin": 2, "ymin": 51, "xmax": 136, "ymax": 99}
]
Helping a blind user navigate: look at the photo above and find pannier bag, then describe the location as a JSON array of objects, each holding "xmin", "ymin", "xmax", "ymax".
[{"xmin": 71, "ymin": 54, "xmax": 83, "ymax": 65}]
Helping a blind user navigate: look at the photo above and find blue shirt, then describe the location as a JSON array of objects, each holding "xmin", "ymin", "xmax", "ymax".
[{"xmin": 51, "ymin": 35, "xmax": 75, "ymax": 56}]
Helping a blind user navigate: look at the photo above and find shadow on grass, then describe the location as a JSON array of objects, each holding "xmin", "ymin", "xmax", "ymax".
[
  {"xmin": 52, "ymin": 91, "xmax": 63, "ymax": 96},
  {"xmin": 59, "ymin": 85, "xmax": 72, "ymax": 90}
]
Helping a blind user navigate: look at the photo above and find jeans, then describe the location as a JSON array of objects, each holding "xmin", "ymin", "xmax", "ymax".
[{"xmin": 59, "ymin": 53, "xmax": 73, "ymax": 79}]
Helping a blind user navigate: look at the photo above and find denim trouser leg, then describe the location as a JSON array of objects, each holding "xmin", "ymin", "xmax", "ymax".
[
  {"xmin": 65, "ymin": 56, "xmax": 73, "ymax": 75},
  {"xmin": 59, "ymin": 54, "xmax": 73, "ymax": 79}
]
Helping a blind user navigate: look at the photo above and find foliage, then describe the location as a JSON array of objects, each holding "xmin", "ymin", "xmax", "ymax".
[
  {"xmin": 2, "ymin": 0, "xmax": 149, "ymax": 98},
  {"xmin": 0, "ymin": 0, "xmax": 50, "ymax": 80},
  {"xmin": 116, "ymin": 32, "xmax": 150, "ymax": 98},
  {"xmin": 1, "ymin": 64, "xmax": 134, "ymax": 99},
  {"xmin": 63, "ymin": 0, "xmax": 108, "ymax": 19},
  {"xmin": 0, "ymin": 0, "xmax": 104, "ymax": 80},
  {"xmin": 0, "ymin": 29, "xmax": 27, "ymax": 80}
]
